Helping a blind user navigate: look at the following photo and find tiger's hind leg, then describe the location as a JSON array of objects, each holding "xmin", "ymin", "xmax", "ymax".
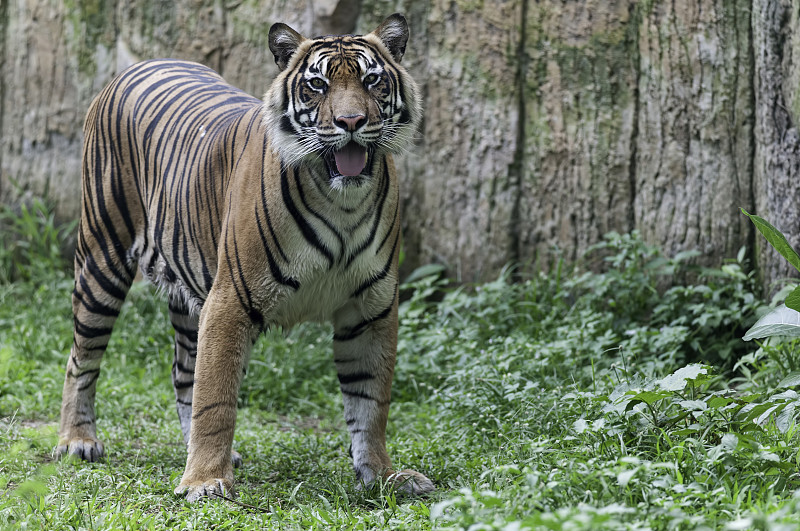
[
  {"xmin": 56, "ymin": 248, "xmax": 136, "ymax": 461},
  {"xmin": 168, "ymin": 298, "xmax": 242, "ymax": 468}
]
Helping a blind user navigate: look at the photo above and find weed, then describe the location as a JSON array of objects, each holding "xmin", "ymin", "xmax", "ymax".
[{"xmin": 0, "ymin": 194, "xmax": 75, "ymax": 283}]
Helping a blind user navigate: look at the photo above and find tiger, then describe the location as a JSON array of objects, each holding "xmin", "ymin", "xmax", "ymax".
[{"xmin": 55, "ymin": 13, "xmax": 434, "ymax": 501}]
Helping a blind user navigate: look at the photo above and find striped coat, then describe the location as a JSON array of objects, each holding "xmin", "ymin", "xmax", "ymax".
[{"xmin": 56, "ymin": 13, "xmax": 433, "ymax": 501}]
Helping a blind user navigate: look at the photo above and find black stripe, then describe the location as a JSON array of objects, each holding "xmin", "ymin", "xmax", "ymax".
[
  {"xmin": 254, "ymin": 203, "xmax": 300, "ymax": 289},
  {"xmin": 222, "ymin": 213, "xmax": 251, "ymax": 319},
  {"xmin": 259, "ymin": 140, "xmax": 290, "ymax": 263},
  {"xmin": 172, "ymin": 323, "xmax": 198, "ymax": 343},
  {"xmin": 77, "ymin": 370, "xmax": 100, "ymax": 391},
  {"xmin": 351, "ymin": 232, "xmax": 398, "ymax": 298},
  {"xmin": 175, "ymin": 339, "xmax": 196, "ymax": 353},
  {"xmin": 172, "ymin": 379, "xmax": 195, "ymax": 390},
  {"xmin": 104, "ymin": 87, "xmax": 138, "ymax": 256},
  {"xmin": 376, "ymin": 192, "xmax": 399, "ymax": 254},
  {"xmin": 249, "ymin": 308, "xmax": 265, "ymax": 329},
  {"xmin": 280, "ymin": 163, "xmax": 333, "ymax": 266},
  {"xmin": 74, "ymin": 282, "xmax": 121, "ymax": 318},
  {"xmin": 345, "ymin": 161, "xmax": 391, "ymax": 267},
  {"xmin": 83, "ymin": 124, "xmax": 134, "ymax": 287},
  {"xmin": 340, "ymin": 389, "xmax": 385, "ymax": 404},
  {"xmin": 280, "ymin": 115, "xmax": 294, "ymax": 135},
  {"xmin": 333, "ymin": 291, "xmax": 396, "ymax": 342},
  {"xmin": 192, "ymin": 401, "xmax": 230, "ymax": 419},
  {"xmin": 291, "ymin": 167, "xmax": 345, "ymax": 259},
  {"xmin": 337, "ymin": 372, "xmax": 375, "ymax": 385},
  {"xmin": 168, "ymin": 301, "xmax": 191, "ymax": 315},
  {"xmin": 83, "ymin": 255, "xmax": 128, "ymax": 301},
  {"xmin": 172, "ymin": 358, "xmax": 194, "ymax": 374},
  {"xmin": 231, "ymin": 222, "xmax": 255, "ymax": 310},
  {"xmin": 74, "ymin": 316, "xmax": 113, "ymax": 339},
  {"xmin": 199, "ymin": 424, "xmax": 235, "ymax": 439}
]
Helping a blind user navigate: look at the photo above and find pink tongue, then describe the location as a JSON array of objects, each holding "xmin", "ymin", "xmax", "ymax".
[{"xmin": 333, "ymin": 142, "xmax": 367, "ymax": 176}]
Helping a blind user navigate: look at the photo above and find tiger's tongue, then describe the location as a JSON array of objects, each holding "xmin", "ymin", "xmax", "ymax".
[{"xmin": 334, "ymin": 142, "xmax": 368, "ymax": 177}]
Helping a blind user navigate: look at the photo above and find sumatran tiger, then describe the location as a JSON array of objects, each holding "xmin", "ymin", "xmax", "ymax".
[{"xmin": 55, "ymin": 13, "xmax": 434, "ymax": 501}]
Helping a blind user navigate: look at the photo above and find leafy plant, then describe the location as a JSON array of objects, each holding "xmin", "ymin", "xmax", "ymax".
[
  {"xmin": 3, "ymin": 229, "xmax": 799, "ymax": 529},
  {"xmin": 0, "ymin": 195, "xmax": 75, "ymax": 283},
  {"xmin": 741, "ymin": 210, "xmax": 800, "ymax": 343}
]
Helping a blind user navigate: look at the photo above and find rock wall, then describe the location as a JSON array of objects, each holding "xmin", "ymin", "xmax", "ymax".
[{"xmin": 2, "ymin": 0, "xmax": 800, "ymax": 287}]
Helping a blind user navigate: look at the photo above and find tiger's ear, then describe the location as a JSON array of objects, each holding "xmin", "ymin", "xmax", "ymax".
[
  {"xmin": 269, "ymin": 23, "xmax": 306, "ymax": 71},
  {"xmin": 371, "ymin": 13, "xmax": 409, "ymax": 63}
]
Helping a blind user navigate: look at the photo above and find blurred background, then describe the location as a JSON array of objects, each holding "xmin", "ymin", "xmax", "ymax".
[{"xmin": 1, "ymin": 0, "xmax": 799, "ymax": 288}]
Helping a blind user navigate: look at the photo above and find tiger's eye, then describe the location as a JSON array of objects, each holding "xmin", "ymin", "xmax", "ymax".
[
  {"xmin": 363, "ymin": 73, "xmax": 380, "ymax": 86},
  {"xmin": 308, "ymin": 77, "xmax": 327, "ymax": 90}
]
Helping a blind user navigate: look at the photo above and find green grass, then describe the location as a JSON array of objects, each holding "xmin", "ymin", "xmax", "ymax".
[{"xmin": 2, "ymin": 222, "xmax": 800, "ymax": 529}]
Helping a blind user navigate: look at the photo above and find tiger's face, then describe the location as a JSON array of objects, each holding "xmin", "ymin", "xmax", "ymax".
[{"xmin": 265, "ymin": 15, "xmax": 421, "ymax": 190}]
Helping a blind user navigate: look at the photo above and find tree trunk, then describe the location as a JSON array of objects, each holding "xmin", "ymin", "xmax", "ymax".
[
  {"xmin": 752, "ymin": 0, "xmax": 800, "ymax": 288},
  {"xmin": 519, "ymin": 0, "xmax": 639, "ymax": 268},
  {"xmin": 635, "ymin": 0, "xmax": 755, "ymax": 262}
]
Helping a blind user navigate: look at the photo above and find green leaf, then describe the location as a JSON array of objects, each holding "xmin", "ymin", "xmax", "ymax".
[
  {"xmin": 776, "ymin": 403, "xmax": 796, "ymax": 433},
  {"xmin": 741, "ymin": 209, "xmax": 800, "ymax": 273},
  {"xmin": 617, "ymin": 469, "xmax": 638, "ymax": 488},
  {"xmin": 743, "ymin": 304, "xmax": 800, "ymax": 341},
  {"xmin": 707, "ymin": 396, "xmax": 735, "ymax": 409},
  {"xmin": 777, "ymin": 372, "xmax": 800, "ymax": 388},
  {"xmin": 678, "ymin": 400, "xmax": 707, "ymax": 412},
  {"xmin": 625, "ymin": 390, "xmax": 672, "ymax": 410},
  {"xmin": 785, "ymin": 285, "xmax": 800, "ymax": 313},
  {"xmin": 403, "ymin": 263, "xmax": 446, "ymax": 284},
  {"xmin": 743, "ymin": 402, "xmax": 777, "ymax": 423},
  {"xmin": 657, "ymin": 364, "xmax": 710, "ymax": 391}
]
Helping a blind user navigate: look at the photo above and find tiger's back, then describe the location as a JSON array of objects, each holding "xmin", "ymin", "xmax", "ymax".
[
  {"xmin": 81, "ymin": 59, "xmax": 263, "ymax": 308},
  {"xmin": 58, "ymin": 14, "xmax": 433, "ymax": 502}
]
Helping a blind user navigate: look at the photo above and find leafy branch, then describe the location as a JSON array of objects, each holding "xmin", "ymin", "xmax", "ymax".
[{"xmin": 741, "ymin": 209, "xmax": 800, "ymax": 340}]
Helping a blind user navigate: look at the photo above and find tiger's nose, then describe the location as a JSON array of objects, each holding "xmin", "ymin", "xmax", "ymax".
[{"xmin": 334, "ymin": 114, "xmax": 367, "ymax": 132}]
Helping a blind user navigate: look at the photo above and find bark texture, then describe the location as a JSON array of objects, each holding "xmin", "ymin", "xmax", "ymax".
[
  {"xmin": 520, "ymin": 0, "xmax": 639, "ymax": 267},
  {"xmin": 635, "ymin": 0, "xmax": 755, "ymax": 261},
  {"xmin": 2, "ymin": 0, "xmax": 800, "ymax": 287},
  {"xmin": 752, "ymin": 0, "xmax": 800, "ymax": 287}
]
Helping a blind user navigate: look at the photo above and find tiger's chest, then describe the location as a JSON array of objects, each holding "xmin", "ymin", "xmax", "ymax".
[
  {"xmin": 268, "ymin": 214, "xmax": 397, "ymax": 327},
  {"xmin": 272, "ymin": 258, "xmax": 379, "ymax": 326}
]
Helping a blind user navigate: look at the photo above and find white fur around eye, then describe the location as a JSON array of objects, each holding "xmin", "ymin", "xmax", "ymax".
[
  {"xmin": 362, "ymin": 71, "xmax": 382, "ymax": 87},
  {"xmin": 306, "ymin": 76, "xmax": 328, "ymax": 92}
]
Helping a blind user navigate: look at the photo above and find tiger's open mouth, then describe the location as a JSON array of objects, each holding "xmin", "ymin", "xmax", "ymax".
[{"xmin": 323, "ymin": 141, "xmax": 372, "ymax": 185}]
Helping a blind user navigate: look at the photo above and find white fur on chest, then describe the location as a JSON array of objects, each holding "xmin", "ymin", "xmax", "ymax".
[
  {"xmin": 273, "ymin": 249, "xmax": 391, "ymax": 327},
  {"xmin": 268, "ymin": 169, "xmax": 397, "ymax": 327}
]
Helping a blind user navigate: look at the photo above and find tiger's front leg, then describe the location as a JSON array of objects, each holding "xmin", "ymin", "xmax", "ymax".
[
  {"xmin": 174, "ymin": 288, "xmax": 255, "ymax": 502},
  {"xmin": 333, "ymin": 296, "xmax": 434, "ymax": 495}
]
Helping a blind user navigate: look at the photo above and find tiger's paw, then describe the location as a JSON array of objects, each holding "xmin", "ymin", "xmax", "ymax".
[
  {"xmin": 387, "ymin": 469, "xmax": 435, "ymax": 496},
  {"xmin": 54, "ymin": 437, "xmax": 105, "ymax": 462},
  {"xmin": 174, "ymin": 478, "xmax": 234, "ymax": 502}
]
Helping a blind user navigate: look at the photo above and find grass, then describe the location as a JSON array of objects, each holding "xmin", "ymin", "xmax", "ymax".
[{"xmin": 2, "ymin": 204, "xmax": 800, "ymax": 529}]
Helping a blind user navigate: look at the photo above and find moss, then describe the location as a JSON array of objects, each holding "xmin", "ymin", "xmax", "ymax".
[
  {"xmin": 521, "ymin": 4, "xmax": 640, "ymax": 197},
  {"xmin": 227, "ymin": 0, "xmax": 273, "ymax": 48},
  {"xmin": 63, "ymin": 0, "xmax": 115, "ymax": 78},
  {"xmin": 454, "ymin": 0, "xmax": 484, "ymax": 13}
]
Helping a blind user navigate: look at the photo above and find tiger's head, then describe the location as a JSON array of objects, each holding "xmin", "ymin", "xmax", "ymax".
[{"xmin": 264, "ymin": 14, "xmax": 421, "ymax": 190}]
